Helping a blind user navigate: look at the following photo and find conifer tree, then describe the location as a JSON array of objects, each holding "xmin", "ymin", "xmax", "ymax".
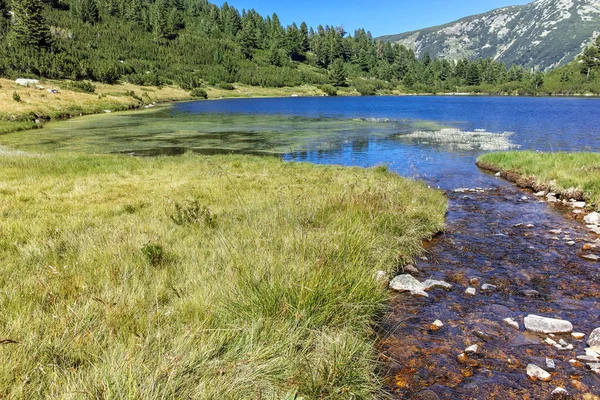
[
  {"xmin": 329, "ymin": 58, "xmax": 347, "ymax": 86},
  {"xmin": 10, "ymin": 0, "xmax": 53, "ymax": 49}
]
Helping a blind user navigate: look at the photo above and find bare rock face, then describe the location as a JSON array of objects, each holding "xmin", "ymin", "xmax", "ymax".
[{"xmin": 524, "ymin": 314, "xmax": 573, "ymax": 334}]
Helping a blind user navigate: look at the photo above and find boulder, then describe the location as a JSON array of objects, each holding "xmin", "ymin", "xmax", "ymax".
[
  {"xmin": 15, "ymin": 78, "xmax": 39, "ymax": 86},
  {"xmin": 524, "ymin": 315, "xmax": 573, "ymax": 334}
]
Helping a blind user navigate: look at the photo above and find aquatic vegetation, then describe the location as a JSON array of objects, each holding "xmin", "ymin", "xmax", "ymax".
[{"xmin": 397, "ymin": 128, "xmax": 521, "ymax": 151}]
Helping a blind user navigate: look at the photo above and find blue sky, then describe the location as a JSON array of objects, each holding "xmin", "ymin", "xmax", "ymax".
[{"xmin": 225, "ymin": 0, "xmax": 531, "ymax": 37}]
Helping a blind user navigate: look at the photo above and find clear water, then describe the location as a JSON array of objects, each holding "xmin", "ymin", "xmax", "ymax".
[{"xmin": 5, "ymin": 95, "xmax": 600, "ymax": 398}]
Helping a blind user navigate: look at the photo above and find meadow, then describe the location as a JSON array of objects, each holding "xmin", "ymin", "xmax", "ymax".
[{"xmin": 0, "ymin": 152, "xmax": 446, "ymax": 398}]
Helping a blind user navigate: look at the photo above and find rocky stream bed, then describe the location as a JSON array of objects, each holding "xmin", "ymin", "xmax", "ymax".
[{"xmin": 379, "ymin": 177, "xmax": 600, "ymax": 399}]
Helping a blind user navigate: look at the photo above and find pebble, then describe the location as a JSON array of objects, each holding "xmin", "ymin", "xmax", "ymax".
[
  {"xmin": 572, "ymin": 202, "xmax": 586, "ymax": 208},
  {"xmin": 546, "ymin": 358, "xmax": 556, "ymax": 370},
  {"xmin": 545, "ymin": 338, "xmax": 558, "ymax": 346},
  {"xmin": 422, "ymin": 279, "xmax": 453, "ymax": 291},
  {"xmin": 431, "ymin": 320, "xmax": 444, "ymax": 331},
  {"xmin": 465, "ymin": 287, "xmax": 476, "ymax": 296},
  {"xmin": 570, "ymin": 359, "xmax": 584, "ymax": 368},
  {"xmin": 566, "ymin": 241, "xmax": 576, "ymax": 246},
  {"xmin": 503, "ymin": 318, "xmax": 520, "ymax": 330},
  {"xmin": 551, "ymin": 387, "xmax": 569, "ymax": 398},
  {"xmin": 524, "ymin": 314, "xmax": 574, "ymax": 334},
  {"xmin": 465, "ymin": 344, "xmax": 479, "ymax": 354},
  {"xmin": 559, "ymin": 339, "xmax": 568, "ymax": 346},
  {"xmin": 576, "ymin": 355, "xmax": 599, "ymax": 363},
  {"xmin": 481, "ymin": 283, "xmax": 498, "ymax": 292},
  {"xmin": 582, "ymin": 254, "xmax": 600, "ymax": 261},
  {"xmin": 404, "ymin": 264, "xmax": 419, "ymax": 274},
  {"xmin": 523, "ymin": 290, "xmax": 540, "ymax": 298},
  {"xmin": 572, "ymin": 332, "xmax": 585, "ymax": 340},
  {"xmin": 549, "ymin": 229, "xmax": 563, "ymax": 235},
  {"xmin": 527, "ymin": 364, "xmax": 552, "ymax": 381},
  {"xmin": 535, "ymin": 191, "xmax": 546, "ymax": 197}
]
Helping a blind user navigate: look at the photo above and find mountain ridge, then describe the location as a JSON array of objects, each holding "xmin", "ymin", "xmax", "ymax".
[{"xmin": 378, "ymin": 0, "xmax": 600, "ymax": 71}]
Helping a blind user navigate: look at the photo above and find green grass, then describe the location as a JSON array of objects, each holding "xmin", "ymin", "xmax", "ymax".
[
  {"xmin": 478, "ymin": 151, "xmax": 600, "ymax": 209},
  {"xmin": 0, "ymin": 153, "xmax": 446, "ymax": 398}
]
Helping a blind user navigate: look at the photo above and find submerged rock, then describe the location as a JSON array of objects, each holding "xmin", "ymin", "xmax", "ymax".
[
  {"xmin": 524, "ymin": 315, "xmax": 573, "ymax": 334},
  {"xmin": 527, "ymin": 364, "xmax": 552, "ymax": 381},
  {"xmin": 422, "ymin": 279, "xmax": 453, "ymax": 291},
  {"xmin": 582, "ymin": 254, "xmax": 600, "ymax": 262},
  {"xmin": 551, "ymin": 387, "xmax": 569, "ymax": 399},
  {"xmin": 431, "ymin": 320, "xmax": 444, "ymax": 331},
  {"xmin": 465, "ymin": 287, "xmax": 476, "ymax": 296},
  {"xmin": 503, "ymin": 318, "xmax": 520, "ymax": 330},
  {"xmin": 481, "ymin": 283, "xmax": 498, "ymax": 292},
  {"xmin": 465, "ymin": 344, "xmax": 479, "ymax": 354}
]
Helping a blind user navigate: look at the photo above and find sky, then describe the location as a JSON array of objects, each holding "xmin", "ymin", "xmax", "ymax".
[{"xmin": 224, "ymin": 0, "xmax": 531, "ymax": 37}]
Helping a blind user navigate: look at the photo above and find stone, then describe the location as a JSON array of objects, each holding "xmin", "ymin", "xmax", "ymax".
[
  {"xmin": 559, "ymin": 339, "xmax": 569, "ymax": 346},
  {"xmin": 503, "ymin": 318, "xmax": 520, "ymax": 330},
  {"xmin": 465, "ymin": 287, "xmax": 476, "ymax": 296},
  {"xmin": 582, "ymin": 254, "xmax": 600, "ymax": 261},
  {"xmin": 549, "ymin": 229, "xmax": 563, "ymax": 235},
  {"xmin": 404, "ymin": 264, "xmax": 419, "ymax": 274},
  {"xmin": 588, "ymin": 225, "xmax": 600, "ymax": 234},
  {"xmin": 587, "ymin": 328, "xmax": 600, "ymax": 348},
  {"xmin": 15, "ymin": 78, "xmax": 39, "ymax": 86},
  {"xmin": 375, "ymin": 271, "xmax": 389, "ymax": 286},
  {"xmin": 481, "ymin": 283, "xmax": 498, "ymax": 292},
  {"xmin": 465, "ymin": 344, "xmax": 479, "ymax": 354},
  {"xmin": 431, "ymin": 320, "xmax": 444, "ymax": 330},
  {"xmin": 422, "ymin": 279, "xmax": 453, "ymax": 291},
  {"xmin": 524, "ymin": 315, "xmax": 573, "ymax": 334},
  {"xmin": 577, "ymin": 355, "xmax": 600, "ymax": 363},
  {"xmin": 586, "ymin": 348, "xmax": 600, "ymax": 357},
  {"xmin": 584, "ymin": 212, "xmax": 600, "ymax": 225},
  {"xmin": 566, "ymin": 241, "xmax": 576, "ymax": 246},
  {"xmin": 546, "ymin": 358, "xmax": 556, "ymax": 370},
  {"xmin": 547, "ymin": 195, "xmax": 559, "ymax": 203},
  {"xmin": 523, "ymin": 290, "xmax": 540, "ymax": 298},
  {"xmin": 535, "ymin": 191, "xmax": 546, "ymax": 197},
  {"xmin": 572, "ymin": 202, "xmax": 586, "ymax": 208},
  {"xmin": 583, "ymin": 244, "xmax": 597, "ymax": 250},
  {"xmin": 527, "ymin": 364, "xmax": 552, "ymax": 381},
  {"xmin": 390, "ymin": 274, "xmax": 424, "ymax": 293},
  {"xmin": 545, "ymin": 338, "xmax": 558, "ymax": 346},
  {"xmin": 551, "ymin": 387, "xmax": 568, "ymax": 399},
  {"xmin": 570, "ymin": 359, "xmax": 584, "ymax": 367},
  {"xmin": 572, "ymin": 332, "xmax": 586, "ymax": 340}
]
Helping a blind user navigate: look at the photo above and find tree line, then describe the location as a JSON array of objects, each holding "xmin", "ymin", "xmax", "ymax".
[{"xmin": 1, "ymin": 0, "xmax": 599, "ymax": 95}]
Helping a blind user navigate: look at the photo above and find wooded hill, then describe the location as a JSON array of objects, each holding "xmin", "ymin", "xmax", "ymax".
[{"xmin": 0, "ymin": 0, "xmax": 599, "ymax": 95}]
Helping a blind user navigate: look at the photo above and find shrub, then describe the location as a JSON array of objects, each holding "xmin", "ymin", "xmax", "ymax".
[
  {"xmin": 190, "ymin": 88, "xmax": 208, "ymax": 99},
  {"xmin": 321, "ymin": 85, "xmax": 337, "ymax": 96},
  {"xmin": 12, "ymin": 91, "xmax": 21, "ymax": 102},
  {"xmin": 169, "ymin": 199, "xmax": 216, "ymax": 227},
  {"xmin": 61, "ymin": 80, "xmax": 96, "ymax": 93},
  {"xmin": 218, "ymin": 82, "xmax": 235, "ymax": 90}
]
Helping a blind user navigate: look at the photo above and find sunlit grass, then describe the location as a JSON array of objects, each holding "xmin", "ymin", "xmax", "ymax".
[
  {"xmin": 0, "ymin": 153, "xmax": 446, "ymax": 398},
  {"xmin": 478, "ymin": 151, "xmax": 600, "ymax": 209}
]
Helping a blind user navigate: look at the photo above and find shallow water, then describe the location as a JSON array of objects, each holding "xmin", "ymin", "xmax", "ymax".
[{"xmin": 4, "ymin": 95, "xmax": 600, "ymax": 398}]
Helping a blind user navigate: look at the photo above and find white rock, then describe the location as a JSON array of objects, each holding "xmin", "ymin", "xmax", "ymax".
[
  {"xmin": 572, "ymin": 202, "xmax": 586, "ymax": 208},
  {"xmin": 15, "ymin": 78, "xmax": 39, "ymax": 86},
  {"xmin": 582, "ymin": 254, "xmax": 600, "ymax": 261},
  {"xmin": 572, "ymin": 332, "xmax": 585, "ymax": 340},
  {"xmin": 104, "ymin": 110, "xmax": 112, "ymax": 113},
  {"xmin": 584, "ymin": 212, "xmax": 600, "ymax": 225},
  {"xmin": 375, "ymin": 271, "xmax": 389, "ymax": 286},
  {"xmin": 422, "ymin": 279, "xmax": 453, "ymax": 291},
  {"xmin": 587, "ymin": 327, "xmax": 600, "ymax": 348},
  {"xmin": 546, "ymin": 358, "xmax": 556, "ymax": 370},
  {"xmin": 547, "ymin": 195, "xmax": 559, "ymax": 203},
  {"xmin": 573, "ymin": 210, "xmax": 583, "ymax": 214},
  {"xmin": 495, "ymin": 172, "xmax": 501, "ymax": 177},
  {"xmin": 526, "ymin": 364, "xmax": 552, "ymax": 381},
  {"xmin": 545, "ymin": 338, "xmax": 558, "ymax": 346},
  {"xmin": 566, "ymin": 241, "xmax": 576, "ymax": 246},
  {"xmin": 465, "ymin": 344, "xmax": 479, "ymax": 354},
  {"xmin": 503, "ymin": 318, "xmax": 520, "ymax": 330},
  {"xmin": 551, "ymin": 387, "xmax": 568, "ymax": 397},
  {"xmin": 559, "ymin": 339, "xmax": 568, "ymax": 346},
  {"xmin": 586, "ymin": 348, "xmax": 600, "ymax": 357},
  {"xmin": 481, "ymin": 283, "xmax": 498, "ymax": 291},
  {"xmin": 524, "ymin": 315, "xmax": 573, "ymax": 334},
  {"xmin": 526, "ymin": 224, "xmax": 535, "ymax": 228},
  {"xmin": 576, "ymin": 355, "xmax": 599, "ymax": 363},
  {"xmin": 535, "ymin": 191, "xmax": 546, "ymax": 197},
  {"xmin": 432, "ymin": 320, "xmax": 444, "ymax": 329},
  {"xmin": 549, "ymin": 229, "xmax": 562, "ymax": 235},
  {"xmin": 587, "ymin": 226, "xmax": 600, "ymax": 234},
  {"xmin": 465, "ymin": 287, "xmax": 476, "ymax": 296}
]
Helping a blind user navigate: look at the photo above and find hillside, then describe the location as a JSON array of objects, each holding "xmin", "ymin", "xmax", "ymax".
[{"xmin": 379, "ymin": 0, "xmax": 600, "ymax": 71}]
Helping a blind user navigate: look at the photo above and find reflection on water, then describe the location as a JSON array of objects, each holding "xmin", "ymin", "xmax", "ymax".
[{"xmin": 4, "ymin": 96, "xmax": 600, "ymax": 398}]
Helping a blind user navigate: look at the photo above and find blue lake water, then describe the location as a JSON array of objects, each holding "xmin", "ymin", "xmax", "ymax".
[{"xmin": 174, "ymin": 96, "xmax": 600, "ymax": 188}]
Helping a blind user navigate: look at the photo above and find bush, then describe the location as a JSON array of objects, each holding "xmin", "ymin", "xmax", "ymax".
[
  {"xmin": 190, "ymin": 88, "xmax": 208, "ymax": 99},
  {"xmin": 321, "ymin": 85, "xmax": 337, "ymax": 96},
  {"xmin": 218, "ymin": 82, "xmax": 235, "ymax": 90},
  {"xmin": 61, "ymin": 80, "xmax": 96, "ymax": 93},
  {"xmin": 12, "ymin": 91, "xmax": 21, "ymax": 102}
]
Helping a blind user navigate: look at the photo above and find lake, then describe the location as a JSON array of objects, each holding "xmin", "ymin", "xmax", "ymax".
[{"xmin": 4, "ymin": 95, "xmax": 600, "ymax": 397}]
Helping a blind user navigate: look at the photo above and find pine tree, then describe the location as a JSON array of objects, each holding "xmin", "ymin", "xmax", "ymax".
[
  {"xmin": 10, "ymin": 0, "xmax": 53, "ymax": 49},
  {"xmin": 73, "ymin": 0, "xmax": 99, "ymax": 24},
  {"xmin": 580, "ymin": 38, "xmax": 600, "ymax": 79},
  {"xmin": 328, "ymin": 58, "xmax": 347, "ymax": 86}
]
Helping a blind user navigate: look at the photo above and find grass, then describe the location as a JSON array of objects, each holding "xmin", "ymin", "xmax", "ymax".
[
  {"xmin": 478, "ymin": 151, "xmax": 600, "ymax": 209},
  {"xmin": 0, "ymin": 153, "xmax": 446, "ymax": 398}
]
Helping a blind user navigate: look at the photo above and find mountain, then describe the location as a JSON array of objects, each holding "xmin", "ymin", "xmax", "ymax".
[{"xmin": 378, "ymin": 0, "xmax": 600, "ymax": 71}]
